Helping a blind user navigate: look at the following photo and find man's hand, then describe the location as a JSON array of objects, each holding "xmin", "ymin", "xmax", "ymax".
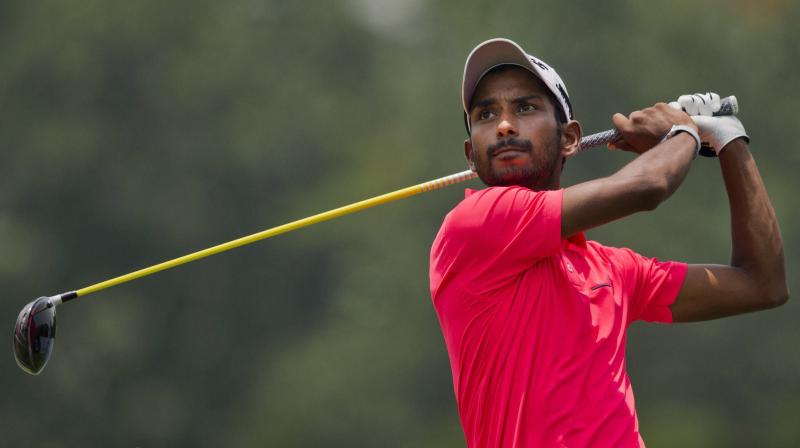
[
  {"xmin": 671, "ymin": 93, "xmax": 749, "ymax": 155},
  {"xmin": 609, "ymin": 103, "xmax": 698, "ymax": 154}
]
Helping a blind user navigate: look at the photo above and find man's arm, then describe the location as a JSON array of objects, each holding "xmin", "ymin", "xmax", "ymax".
[
  {"xmin": 562, "ymin": 103, "xmax": 698, "ymax": 237},
  {"xmin": 670, "ymin": 139, "xmax": 789, "ymax": 321}
]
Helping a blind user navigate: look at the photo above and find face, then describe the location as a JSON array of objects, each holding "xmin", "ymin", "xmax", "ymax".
[{"xmin": 465, "ymin": 66, "xmax": 570, "ymax": 190}]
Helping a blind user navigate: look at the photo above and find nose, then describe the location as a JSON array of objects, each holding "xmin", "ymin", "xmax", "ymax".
[{"xmin": 496, "ymin": 113, "xmax": 518, "ymax": 138}]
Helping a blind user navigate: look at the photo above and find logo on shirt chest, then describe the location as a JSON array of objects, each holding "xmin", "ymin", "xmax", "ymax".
[
  {"xmin": 562, "ymin": 255, "xmax": 615, "ymax": 300},
  {"xmin": 590, "ymin": 282, "xmax": 612, "ymax": 291},
  {"xmin": 585, "ymin": 276, "xmax": 615, "ymax": 298},
  {"xmin": 585, "ymin": 277, "xmax": 617, "ymax": 341}
]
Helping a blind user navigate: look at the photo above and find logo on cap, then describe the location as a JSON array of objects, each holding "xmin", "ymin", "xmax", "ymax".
[{"xmin": 529, "ymin": 57, "xmax": 549, "ymax": 71}]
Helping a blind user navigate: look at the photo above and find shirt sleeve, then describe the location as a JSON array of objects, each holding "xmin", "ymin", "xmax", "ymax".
[
  {"xmin": 441, "ymin": 186, "xmax": 562, "ymax": 293},
  {"xmin": 614, "ymin": 247, "xmax": 688, "ymax": 324}
]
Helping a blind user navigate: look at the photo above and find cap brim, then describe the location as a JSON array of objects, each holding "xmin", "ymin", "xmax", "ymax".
[{"xmin": 462, "ymin": 38, "xmax": 541, "ymax": 113}]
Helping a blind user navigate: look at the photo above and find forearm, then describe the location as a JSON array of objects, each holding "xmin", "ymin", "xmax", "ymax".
[
  {"xmin": 615, "ymin": 132, "xmax": 697, "ymax": 204},
  {"xmin": 719, "ymin": 139, "xmax": 788, "ymax": 299},
  {"xmin": 562, "ymin": 105, "xmax": 698, "ymax": 237}
]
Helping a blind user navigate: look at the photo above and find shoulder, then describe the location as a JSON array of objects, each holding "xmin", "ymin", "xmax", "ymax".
[{"xmin": 435, "ymin": 186, "xmax": 562, "ymax": 251}]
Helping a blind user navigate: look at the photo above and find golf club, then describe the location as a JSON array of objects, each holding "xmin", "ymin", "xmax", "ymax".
[{"xmin": 12, "ymin": 96, "xmax": 739, "ymax": 375}]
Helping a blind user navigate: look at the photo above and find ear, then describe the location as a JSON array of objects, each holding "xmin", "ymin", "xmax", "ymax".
[
  {"xmin": 560, "ymin": 120, "xmax": 583, "ymax": 160},
  {"xmin": 464, "ymin": 138, "xmax": 476, "ymax": 171}
]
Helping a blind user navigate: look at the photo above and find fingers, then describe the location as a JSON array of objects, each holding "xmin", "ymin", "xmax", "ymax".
[
  {"xmin": 609, "ymin": 113, "xmax": 636, "ymax": 152},
  {"xmin": 653, "ymin": 102, "xmax": 681, "ymax": 114},
  {"xmin": 677, "ymin": 92, "xmax": 721, "ymax": 116},
  {"xmin": 708, "ymin": 93, "xmax": 721, "ymax": 113},
  {"xmin": 609, "ymin": 103, "xmax": 694, "ymax": 154},
  {"xmin": 620, "ymin": 103, "xmax": 688, "ymax": 130},
  {"xmin": 678, "ymin": 95, "xmax": 700, "ymax": 115},
  {"xmin": 608, "ymin": 139, "xmax": 635, "ymax": 151},
  {"xmin": 612, "ymin": 112, "xmax": 632, "ymax": 133}
]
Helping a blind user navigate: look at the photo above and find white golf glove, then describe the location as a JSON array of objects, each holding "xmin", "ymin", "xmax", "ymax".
[
  {"xmin": 669, "ymin": 92, "xmax": 749, "ymax": 155},
  {"xmin": 671, "ymin": 92, "xmax": 721, "ymax": 116}
]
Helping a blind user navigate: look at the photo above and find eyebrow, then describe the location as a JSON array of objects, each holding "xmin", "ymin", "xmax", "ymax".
[
  {"xmin": 470, "ymin": 94, "xmax": 546, "ymax": 112},
  {"xmin": 513, "ymin": 94, "xmax": 545, "ymax": 103}
]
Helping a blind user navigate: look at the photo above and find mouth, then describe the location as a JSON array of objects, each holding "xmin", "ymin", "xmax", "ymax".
[{"xmin": 492, "ymin": 147, "xmax": 529, "ymax": 159}]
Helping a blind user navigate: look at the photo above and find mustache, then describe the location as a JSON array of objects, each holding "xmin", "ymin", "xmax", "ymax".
[{"xmin": 487, "ymin": 137, "xmax": 533, "ymax": 157}]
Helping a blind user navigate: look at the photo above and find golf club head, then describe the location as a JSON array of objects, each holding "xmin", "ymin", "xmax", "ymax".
[{"xmin": 13, "ymin": 296, "xmax": 57, "ymax": 375}]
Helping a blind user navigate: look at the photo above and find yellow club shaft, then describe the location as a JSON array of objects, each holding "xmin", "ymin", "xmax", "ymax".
[
  {"xmin": 59, "ymin": 123, "xmax": 716, "ymax": 302},
  {"xmin": 74, "ymin": 170, "xmax": 478, "ymax": 298}
]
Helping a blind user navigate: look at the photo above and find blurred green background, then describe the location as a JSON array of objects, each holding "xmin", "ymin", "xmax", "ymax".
[{"xmin": 1, "ymin": 0, "xmax": 797, "ymax": 446}]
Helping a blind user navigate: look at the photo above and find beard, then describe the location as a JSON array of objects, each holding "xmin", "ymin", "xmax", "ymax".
[{"xmin": 473, "ymin": 131, "xmax": 562, "ymax": 190}]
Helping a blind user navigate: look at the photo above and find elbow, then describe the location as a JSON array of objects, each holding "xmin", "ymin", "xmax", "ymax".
[
  {"xmin": 758, "ymin": 282, "xmax": 790, "ymax": 310},
  {"xmin": 766, "ymin": 287, "xmax": 790, "ymax": 309}
]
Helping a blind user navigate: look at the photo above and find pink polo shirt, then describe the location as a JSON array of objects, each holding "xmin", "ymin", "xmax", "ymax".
[{"xmin": 430, "ymin": 186, "xmax": 687, "ymax": 448}]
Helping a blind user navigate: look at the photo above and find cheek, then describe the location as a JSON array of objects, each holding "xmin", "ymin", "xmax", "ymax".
[{"xmin": 469, "ymin": 136, "xmax": 490, "ymax": 160}]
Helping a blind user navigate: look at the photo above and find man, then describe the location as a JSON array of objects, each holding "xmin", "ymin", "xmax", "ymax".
[{"xmin": 429, "ymin": 38, "xmax": 788, "ymax": 447}]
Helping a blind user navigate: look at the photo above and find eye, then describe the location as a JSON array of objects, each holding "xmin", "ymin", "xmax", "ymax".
[
  {"xmin": 518, "ymin": 103, "xmax": 536, "ymax": 113},
  {"xmin": 477, "ymin": 109, "xmax": 496, "ymax": 121}
]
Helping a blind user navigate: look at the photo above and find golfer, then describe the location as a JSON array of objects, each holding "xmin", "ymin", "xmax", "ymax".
[{"xmin": 429, "ymin": 38, "xmax": 788, "ymax": 447}]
